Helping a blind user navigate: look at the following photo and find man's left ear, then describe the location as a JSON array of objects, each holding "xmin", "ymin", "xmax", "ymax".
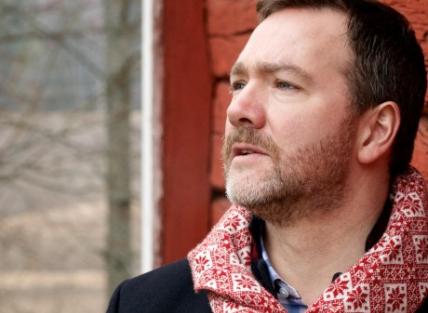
[{"xmin": 357, "ymin": 101, "xmax": 400, "ymax": 165}]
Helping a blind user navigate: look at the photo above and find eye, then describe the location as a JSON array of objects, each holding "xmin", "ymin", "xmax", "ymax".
[
  {"xmin": 275, "ymin": 80, "xmax": 299, "ymax": 90},
  {"xmin": 230, "ymin": 80, "xmax": 247, "ymax": 93}
]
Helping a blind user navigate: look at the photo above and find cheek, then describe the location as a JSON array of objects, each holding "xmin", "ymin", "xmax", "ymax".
[
  {"xmin": 266, "ymin": 110, "xmax": 305, "ymax": 148},
  {"xmin": 268, "ymin": 114, "xmax": 337, "ymax": 154}
]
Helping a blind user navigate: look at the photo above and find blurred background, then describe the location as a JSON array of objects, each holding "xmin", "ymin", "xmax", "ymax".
[
  {"xmin": 0, "ymin": 0, "xmax": 140, "ymax": 312},
  {"xmin": 0, "ymin": 0, "xmax": 426, "ymax": 312}
]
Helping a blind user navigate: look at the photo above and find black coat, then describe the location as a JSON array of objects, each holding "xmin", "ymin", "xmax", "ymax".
[{"xmin": 106, "ymin": 259, "xmax": 211, "ymax": 313}]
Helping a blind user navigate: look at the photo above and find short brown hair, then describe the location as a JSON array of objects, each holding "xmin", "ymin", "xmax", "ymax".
[{"xmin": 257, "ymin": 0, "xmax": 427, "ymax": 177}]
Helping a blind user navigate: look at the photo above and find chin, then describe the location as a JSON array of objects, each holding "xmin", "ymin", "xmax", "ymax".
[{"xmin": 226, "ymin": 173, "xmax": 282, "ymax": 208}]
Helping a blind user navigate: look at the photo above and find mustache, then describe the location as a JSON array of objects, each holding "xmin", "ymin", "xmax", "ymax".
[{"xmin": 222, "ymin": 127, "xmax": 280, "ymax": 162}]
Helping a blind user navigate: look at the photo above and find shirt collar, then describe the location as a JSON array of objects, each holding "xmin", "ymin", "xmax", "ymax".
[{"xmin": 259, "ymin": 234, "xmax": 302, "ymax": 299}]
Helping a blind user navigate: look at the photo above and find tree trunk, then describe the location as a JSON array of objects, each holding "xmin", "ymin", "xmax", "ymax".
[{"xmin": 104, "ymin": 0, "xmax": 138, "ymax": 295}]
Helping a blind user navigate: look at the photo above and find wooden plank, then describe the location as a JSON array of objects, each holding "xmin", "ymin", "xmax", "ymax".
[
  {"xmin": 412, "ymin": 116, "xmax": 428, "ymax": 180},
  {"xmin": 161, "ymin": 0, "xmax": 212, "ymax": 264}
]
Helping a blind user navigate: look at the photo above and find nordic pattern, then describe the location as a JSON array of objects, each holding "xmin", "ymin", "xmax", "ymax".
[{"xmin": 188, "ymin": 168, "xmax": 428, "ymax": 313}]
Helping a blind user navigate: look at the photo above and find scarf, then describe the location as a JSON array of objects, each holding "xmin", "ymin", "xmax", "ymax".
[{"xmin": 188, "ymin": 168, "xmax": 428, "ymax": 312}]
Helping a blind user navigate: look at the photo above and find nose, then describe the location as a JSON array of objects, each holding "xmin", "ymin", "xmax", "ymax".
[{"xmin": 226, "ymin": 83, "xmax": 266, "ymax": 129}]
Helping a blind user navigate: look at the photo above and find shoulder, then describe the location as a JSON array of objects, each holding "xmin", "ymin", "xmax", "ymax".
[{"xmin": 106, "ymin": 259, "xmax": 211, "ymax": 313}]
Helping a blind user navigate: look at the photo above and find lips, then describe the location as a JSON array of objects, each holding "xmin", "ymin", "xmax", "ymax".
[{"xmin": 231, "ymin": 143, "xmax": 269, "ymax": 158}]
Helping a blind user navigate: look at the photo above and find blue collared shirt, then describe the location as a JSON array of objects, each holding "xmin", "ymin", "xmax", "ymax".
[{"xmin": 259, "ymin": 237, "xmax": 308, "ymax": 313}]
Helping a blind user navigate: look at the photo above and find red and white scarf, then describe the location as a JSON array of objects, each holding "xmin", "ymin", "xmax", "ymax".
[{"xmin": 188, "ymin": 168, "xmax": 428, "ymax": 312}]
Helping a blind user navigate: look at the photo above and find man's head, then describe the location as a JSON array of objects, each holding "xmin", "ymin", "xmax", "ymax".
[
  {"xmin": 222, "ymin": 0, "xmax": 426, "ymax": 224},
  {"xmin": 257, "ymin": 0, "xmax": 427, "ymax": 177}
]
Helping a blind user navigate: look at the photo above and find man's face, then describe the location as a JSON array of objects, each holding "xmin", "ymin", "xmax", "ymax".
[{"xmin": 222, "ymin": 8, "xmax": 358, "ymax": 225}]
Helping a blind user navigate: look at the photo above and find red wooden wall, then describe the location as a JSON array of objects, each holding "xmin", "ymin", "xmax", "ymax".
[
  {"xmin": 160, "ymin": 0, "xmax": 212, "ymax": 264},
  {"xmin": 160, "ymin": 0, "xmax": 428, "ymax": 264}
]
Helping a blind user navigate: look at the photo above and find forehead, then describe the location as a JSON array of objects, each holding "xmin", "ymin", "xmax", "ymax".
[{"xmin": 236, "ymin": 8, "xmax": 352, "ymax": 76}]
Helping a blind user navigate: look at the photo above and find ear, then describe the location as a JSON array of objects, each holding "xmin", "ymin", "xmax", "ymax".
[{"xmin": 357, "ymin": 101, "xmax": 400, "ymax": 165}]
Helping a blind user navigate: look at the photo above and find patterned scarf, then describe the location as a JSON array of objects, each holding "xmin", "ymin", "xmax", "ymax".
[{"xmin": 188, "ymin": 168, "xmax": 428, "ymax": 312}]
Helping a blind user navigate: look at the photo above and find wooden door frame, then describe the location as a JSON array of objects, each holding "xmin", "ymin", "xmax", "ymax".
[{"xmin": 160, "ymin": 0, "xmax": 212, "ymax": 264}]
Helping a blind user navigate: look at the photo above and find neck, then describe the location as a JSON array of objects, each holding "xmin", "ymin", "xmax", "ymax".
[{"xmin": 264, "ymin": 169, "xmax": 390, "ymax": 305}]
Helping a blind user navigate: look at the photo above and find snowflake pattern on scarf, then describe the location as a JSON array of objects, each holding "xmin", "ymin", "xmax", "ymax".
[{"xmin": 188, "ymin": 168, "xmax": 428, "ymax": 313}]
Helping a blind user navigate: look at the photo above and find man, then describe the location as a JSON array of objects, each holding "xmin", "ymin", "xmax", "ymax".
[{"xmin": 107, "ymin": 0, "xmax": 428, "ymax": 312}]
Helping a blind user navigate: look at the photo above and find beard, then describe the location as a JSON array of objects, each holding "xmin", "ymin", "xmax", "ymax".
[{"xmin": 222, "ymin": 116, "xmax": 356, "ymax": 226}]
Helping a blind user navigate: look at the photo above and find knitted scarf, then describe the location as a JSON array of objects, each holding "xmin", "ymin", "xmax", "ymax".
[{"xmin": 188, "ymin": 168, "xmax": 428, "ymax": 312}]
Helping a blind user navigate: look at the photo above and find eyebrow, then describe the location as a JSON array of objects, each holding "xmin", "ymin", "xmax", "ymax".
[{"xmin": 230, "ymin": 61, "xmax": 313, "ymax": 84}]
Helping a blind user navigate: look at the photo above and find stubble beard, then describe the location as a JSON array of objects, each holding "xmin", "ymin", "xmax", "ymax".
[{"xmin": 222, "ymin": 117, "xmax": 356, "ymax": 226}]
